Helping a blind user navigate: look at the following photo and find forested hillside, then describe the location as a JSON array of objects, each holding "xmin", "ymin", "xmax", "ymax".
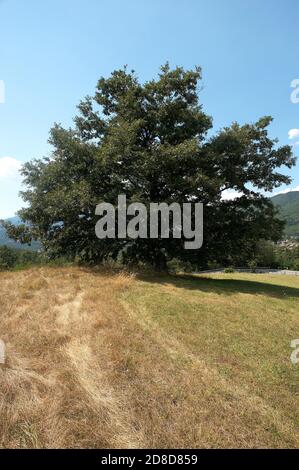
[{"xmin": 272, "ymin": 191, "xmax": 299, "ymax": 237}]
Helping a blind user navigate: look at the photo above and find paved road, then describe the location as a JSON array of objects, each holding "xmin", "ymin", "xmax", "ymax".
[{"xmin": 196, "ymin": 268, "xmax": 299, "ymax": 276}]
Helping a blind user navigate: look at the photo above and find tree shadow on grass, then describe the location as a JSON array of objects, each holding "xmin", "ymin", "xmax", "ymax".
[{"xmin": 138, "ymin": 273, "xmax": 299, "ymax": 299}]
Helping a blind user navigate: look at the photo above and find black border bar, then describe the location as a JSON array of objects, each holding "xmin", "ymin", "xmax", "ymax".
[{"xmin": 0, "ymin": 449, "xmax": 297, "ymax": 466}]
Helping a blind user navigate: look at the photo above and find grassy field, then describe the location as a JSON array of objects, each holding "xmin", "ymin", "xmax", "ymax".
[{"xmin": 0, "ymin": 267, "xmax": 298, "ymax": 448}]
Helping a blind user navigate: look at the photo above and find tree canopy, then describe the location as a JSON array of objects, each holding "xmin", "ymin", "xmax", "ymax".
[{"xmin": 3, "ymin": 64, "xmax": 296, "ymax": 269}]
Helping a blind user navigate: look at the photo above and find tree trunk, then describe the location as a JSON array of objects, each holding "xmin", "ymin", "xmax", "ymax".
[{"xmin": 153, "ymin": 251, "xmax": 168, "ymax": 272}]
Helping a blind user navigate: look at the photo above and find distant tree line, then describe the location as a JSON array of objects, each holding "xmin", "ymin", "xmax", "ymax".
[
  {"xmin": 210, "ymin": 240, "xmax": 299, "ymax": 272},
  {"xmin": 0, "ymin": 246, "xmax": 41, "ymax": 270},
  {"xmin": 0, "ymin": 241, "xmax": 299, "ymax": 272}
]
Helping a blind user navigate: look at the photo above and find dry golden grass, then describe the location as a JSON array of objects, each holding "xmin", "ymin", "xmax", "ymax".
[{"xmin": 0, "ymin": 267, "xmax": 298, "ymax": 448}]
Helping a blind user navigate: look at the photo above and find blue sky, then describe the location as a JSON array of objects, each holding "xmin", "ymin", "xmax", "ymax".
[{"xmin": 0, "ymin": 0, "xmax": 298, "ymax": 218}]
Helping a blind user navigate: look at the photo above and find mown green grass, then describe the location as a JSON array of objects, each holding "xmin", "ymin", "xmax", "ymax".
[{"xmin": 123, "ymin": 273, "xmax": 299, "ymax": 437}]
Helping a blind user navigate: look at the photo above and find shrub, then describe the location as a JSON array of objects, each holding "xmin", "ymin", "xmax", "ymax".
[
  {"xmin": 168, "ymin": 258, "xmax": 193, "ymax": 273},
  {"xmin": 248, "ymin": 260, "xmax": 258, "ymax": 273},
  {"xmin": 0, "ymin": 245, "xmax": 41, "ymax": 270},
  {"xmin": 224, "ymin": 267, "xmax": 235, "ymax": 273},
  {"xmin": 0, "ymin": 246, "xmax": 19, "ymax": 269}
]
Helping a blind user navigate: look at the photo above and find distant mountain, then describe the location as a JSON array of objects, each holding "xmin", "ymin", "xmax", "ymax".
[
  {"xmin": 271, "ymin": 191, "xmax": 299, "ymax": 238},
  {"xmin": 0, "ymin": 216, "xmax": 41, "ymax": 251}
]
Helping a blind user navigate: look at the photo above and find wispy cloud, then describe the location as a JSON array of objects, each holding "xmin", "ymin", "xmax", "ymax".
[
  {"xmin": 0, "ymin": 157, "xmax": 23, "ymax": 218},
  {"xmin": 222, "ymin": 186, "xmax": 299, "ymax": 199},
  {"xmin": 0, "ymin": 157, "xmax": 22, "ymax": 178},
  {"xmin": 273, "ymin": 186, "xmax": 299, "ymax": 196},
  {"xmin": 288, "ymin": 128, "xmax": 299, "ymax": 140},
  {"xmin": 221, "ymin": 189, "xmax": 243, "ymax": 201}
]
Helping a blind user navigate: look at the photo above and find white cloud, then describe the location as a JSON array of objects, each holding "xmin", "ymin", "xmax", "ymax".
[
  {"xmin": 221, "ymin": 189, "xmax": 243, "ymax": 201},
  {"xmin": 273, "ymin": 186, "xmax": 299, "ymax": 196},
  {"xmin": 0, "ymin": 157, "xmax": 22, "ymax": 178},
  {"xmin": 288, "ymin": 128, "xmax": 299, "ymax": 140},
  {"xmin": 0, "ymin": 157, "xmax": 23, "ymax": 218}
]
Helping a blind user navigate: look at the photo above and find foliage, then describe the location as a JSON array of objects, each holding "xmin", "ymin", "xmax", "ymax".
[
  {"xmin": 275, "ymin": 244, "xmax": 299, "ymax": 270},
  {"xmin": 0, "ymin": 216, "xmax": 41, "ymax": 251},
  {"xmin": 245, "ymin": 240, "xmax": 299, "ymax": 271},
  {"xmin": 167, "ymin": 257, "xmax": 193, "ymax": 273},
  {"xmin": 0, "ymin": 246, "xmax": 19, "ymax": 269},
  {"xmin": 248, "ymin": 259, "xmax": 258, "ymax": 273},
  {"xmin": 224, "ymin": 267, "xmax": 235, "ymax": 273},
  {"xmin": 4, "ymin": 65, "xmax": 295, "ymax": 270},
  {"xmin": 0, "ymin": 246, "xmax": 41, "ymax": 270}
]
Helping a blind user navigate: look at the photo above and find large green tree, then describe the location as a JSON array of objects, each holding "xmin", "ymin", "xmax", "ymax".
[{"xmin": 3, "ymin": 65, "xmax": 296, "ymax": 269}]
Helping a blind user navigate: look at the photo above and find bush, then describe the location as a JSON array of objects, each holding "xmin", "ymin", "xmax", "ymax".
[
  {"xmin": 0, "ymin": 245, "xmax": 41, "ymax": 270},
  {"xmin": 248, "ymin": 260, "xmax": 258, "ymax": 273},
  {"xmin": 224, "ymin": 267, "xmax": 235, "ymax": 273},
  {"xmin": 168, "ymin": 258, "xmax": 193, "ymax": 273},
  {"xmin": 0, "ymin": 246, "xmax": 19, "ymax": 269}
]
